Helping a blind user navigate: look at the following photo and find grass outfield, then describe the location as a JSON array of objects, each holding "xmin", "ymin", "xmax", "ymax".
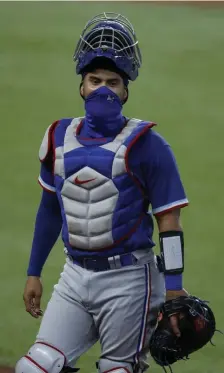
[{"xmin": 0, "ymin": 2, "xmax": 224, "ymax": 372}]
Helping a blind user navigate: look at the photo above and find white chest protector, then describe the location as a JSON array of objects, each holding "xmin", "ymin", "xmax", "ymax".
[{"xmin": 39, "ymin": 117, "xmax": 155, "ymax": 251}]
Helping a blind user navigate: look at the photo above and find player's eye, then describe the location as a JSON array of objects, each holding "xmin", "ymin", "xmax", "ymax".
[
  {"xmin": 90, "ymin": 77, "xmax": 101, "ymax": 85},
  {"xmin": 109, "ymin": 80, "xmax": 118, "ymax": 87}
]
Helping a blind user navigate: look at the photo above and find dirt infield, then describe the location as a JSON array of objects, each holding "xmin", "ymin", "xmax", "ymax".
[
  {"xmin": 141, "ymin": 1, "xmax": 224, "ymax": 7},
  {"xmin": 0, "ymin": 367, "xmax": 14, "ymax": 373}
]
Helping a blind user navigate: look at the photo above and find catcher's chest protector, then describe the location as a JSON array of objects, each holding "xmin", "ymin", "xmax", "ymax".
[{"xmin": 47, "ymin": 117, "xmax": 154, "ymax": 251}]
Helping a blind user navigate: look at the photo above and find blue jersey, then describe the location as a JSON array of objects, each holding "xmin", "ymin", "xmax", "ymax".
[{"xmin": 38, "ymin": 117, "xmax": 188, "ymax": 259}]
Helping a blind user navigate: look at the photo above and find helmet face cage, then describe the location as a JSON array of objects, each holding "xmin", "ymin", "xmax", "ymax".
[{"xmin": 73, "ymin": 12, "xmax": 142, "ymax": 78}]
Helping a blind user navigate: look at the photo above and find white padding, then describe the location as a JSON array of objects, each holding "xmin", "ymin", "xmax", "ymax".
[
  {"xmin": 39, "ymin": 124, "xmax": 53, "ymax": 161},
  {"xmin": 15, "ymin": 357, "xmax": 43, "ymax": 373},
  {"xmin": 163, "ymin": 236, "xmax": 183, "ymax": 270},
  {"xmin": 98, "ymin": 358, "xmax": 133, "ymax": 373},
  {"xmin": 15, "ymin": 343, "xmax": 65, "ymax": 373}
]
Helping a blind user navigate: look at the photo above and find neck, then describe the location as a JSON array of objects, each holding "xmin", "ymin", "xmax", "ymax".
[{"xmin": 84, "ymin": 112, "xmax": 125, "ymax": 138}]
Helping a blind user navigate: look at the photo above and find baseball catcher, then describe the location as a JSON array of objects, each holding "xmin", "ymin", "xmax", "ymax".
[{"xmin": 14, "ymin": 11, "xmax": 217, "ymax": 373}]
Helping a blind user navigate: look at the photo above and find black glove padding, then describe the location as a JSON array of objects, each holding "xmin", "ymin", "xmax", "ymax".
[{"xmin": 149, "ymin": 295, "xmax": 217, "ymax": 370}]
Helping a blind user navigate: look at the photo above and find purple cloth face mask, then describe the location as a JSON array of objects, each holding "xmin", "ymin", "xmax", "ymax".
[{"xmin": 84, "ymin": 86, "xmax": 125, "ymax": 137}]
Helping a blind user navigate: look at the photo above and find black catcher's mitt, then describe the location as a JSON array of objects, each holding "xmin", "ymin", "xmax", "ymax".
[{"xmin": 149, "ymin": 295, "xmax": 217, "ymax": 372}]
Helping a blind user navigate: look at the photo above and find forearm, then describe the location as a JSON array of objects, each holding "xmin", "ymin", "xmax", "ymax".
[
  {"xmin": 156, "ymin": 209, "xmax": 182, "ymax": 232},
  {"xmin": 27, "ymin": 190, "xmax": 62, "ymax": 277},
  {"xmin": 156, "ymin": 209, "xmax": 184, "ymax": 290}
]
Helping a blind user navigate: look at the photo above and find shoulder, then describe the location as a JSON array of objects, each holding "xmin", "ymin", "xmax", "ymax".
[
  {"xmin": 147, "ymin": 130, "xmax": 177, "ymax": 165},
  {"xmin": 126, "ymin": 117, "xmax": 170, "ymax": 148},
  {"xmin": 38, "ymin": 117, "xmax": 75, "ymax": 162},
  {"xmin": 143, "ymin": 129, "xmax": 170, "ymax": 148},
  {"xmin": 130, "ymin": 124, "xmax": 171, "ymax": 155},
  {"xmin": 129, "ymin": 124, "xmax": 178, "ymax": 172}
]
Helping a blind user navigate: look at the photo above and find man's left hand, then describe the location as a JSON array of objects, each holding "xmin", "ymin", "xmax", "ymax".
[{"xmin": 165, "ymin": 288, "xmax": 189, "ymax": 337}]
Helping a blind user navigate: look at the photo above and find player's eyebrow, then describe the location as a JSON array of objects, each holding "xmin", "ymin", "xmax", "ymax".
[
  {"xmin": 89, "ymin": 75, "xmax": 101, "ymax": 81},
  {"xmin": 89, "ymin": 74, "xmax": 120, "ymax": 83},
  {"xmin": 107, "ymin": 78, "xmax": 120, "ymax": 83}
]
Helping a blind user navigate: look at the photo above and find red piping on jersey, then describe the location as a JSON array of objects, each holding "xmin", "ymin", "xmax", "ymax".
[
  {"xmin": 104, "ymin": 368, "xmax": 131, "ymax": 373},
  {"xmin": 24, "ymin": 355, "xmax": 48, "ymax": 373},
  {"xmin": 124, "ymin": 122, "xmax": 156, "ymax": 196},
  {"xmin": 76, "ymin": 119, "xmax": 83, "ymax": 135},
  {"xmin": 77, "ymin": 137, "xmax": 108, "ymax": 141},
  {"xmin": 38, "ymin": 179, "xmax": 55, "ymax": 194},
  {"xmin": 35, "ymin": 341, "xmax": 66, "ymax": 363},
  {"xmin": 153, "ymin": 202, "xmax": 189, "ymax": 216},
  {"xmin": 39, "ymin": 120, "xmax": 59, "ymax": 163}
]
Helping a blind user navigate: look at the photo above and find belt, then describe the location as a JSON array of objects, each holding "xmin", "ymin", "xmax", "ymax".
[{"xmin": 68, "ymin": 252, "xmax": 138, "ymax": 272}]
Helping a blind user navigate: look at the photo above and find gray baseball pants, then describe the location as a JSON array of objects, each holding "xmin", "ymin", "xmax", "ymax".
[{"xmin": 35, "ymin": 250, "xmax": 165, "ymax": 371}]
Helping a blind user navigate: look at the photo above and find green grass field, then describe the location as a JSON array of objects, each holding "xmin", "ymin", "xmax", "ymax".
[{"xmin": 0, "ymin": 1, "xmax": 224, "ymax": 372}]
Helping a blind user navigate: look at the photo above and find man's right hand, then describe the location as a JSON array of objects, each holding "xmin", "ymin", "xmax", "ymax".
[{"xmin": 23, "ymin": 276, "xmax": 43, "ymax": 318}]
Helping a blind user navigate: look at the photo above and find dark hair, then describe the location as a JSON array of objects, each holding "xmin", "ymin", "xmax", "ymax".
[{"xmin": 81, "ymin": 57, "xmax": 129, "ymax": 86}]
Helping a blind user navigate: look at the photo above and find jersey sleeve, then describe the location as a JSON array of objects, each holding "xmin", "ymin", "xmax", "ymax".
[
  {"xmin": 38, "ymin": 162, "xmax": 56, "ymax": 193},
  {"xmin": 27, "ymin": 189, "xmax": 62, "ymax": 276},
  {"xmin": 38, "ymin": 121, "xmax": 59, "ymax": 193},
  {"xmin": 145, "ymin": 131, "xmax": 189, "ymax": 215}
]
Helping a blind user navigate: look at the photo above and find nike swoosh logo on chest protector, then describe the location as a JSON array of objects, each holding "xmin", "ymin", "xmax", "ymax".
[
  {"xmin": 74, "ymin": 176, "xmax": 96, "ymax": 185},
  {"xmin": 71, "ymin": 167, "xmax": 106, "ymax": 190},
  {"xmin": 61, "ymin": 166, "xmax": 118, "ymax": 203},
  {"xmin": 60, "ymin": 166, "xmax": 119, "ymax": 249}
]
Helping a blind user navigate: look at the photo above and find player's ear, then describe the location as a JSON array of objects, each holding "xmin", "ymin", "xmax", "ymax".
[
  {"xmin": 79, "ymin": 82, "xmax": 84, "ymax": 100},
  {"xmin": 123, "ymin": 87, "xmax": 129, "ymax": 104}
]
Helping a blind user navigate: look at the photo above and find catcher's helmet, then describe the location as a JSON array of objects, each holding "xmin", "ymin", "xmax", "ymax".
[{"xmin": 73, "ymin": 12, "xmax": 142, "ymax": 81}]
